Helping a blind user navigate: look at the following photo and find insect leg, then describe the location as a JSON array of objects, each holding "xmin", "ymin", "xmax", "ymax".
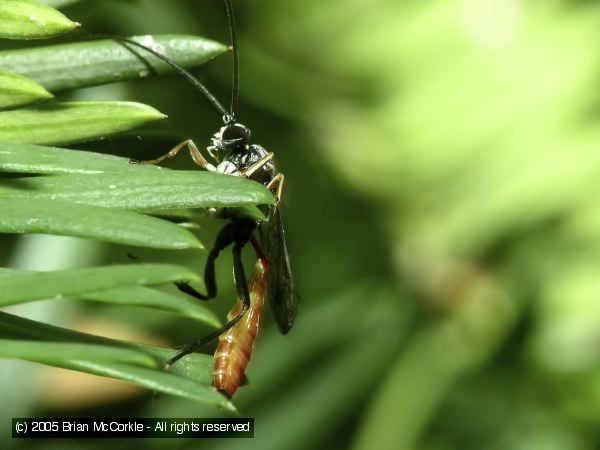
[
  {"xmin": 231, "ymin": 242, "xmax": 252, "ymax": 310},
  {"xmin": 165, "ymin": 239, "xmax": 252, "ymax": 369},
  {"xmin": 266, "ymin": 173, "xmax": 284, "ymax": 203},
  {"xmin": 131, "ymin": 139, "xmax": 217, "ymax": 171},
  {"xmin": 240, "ymin": 152, "xmax": 274, "ymax": 177},
  {"xmin": 175, "ymin": 222, "xmax": 234, "ymax": 301}
]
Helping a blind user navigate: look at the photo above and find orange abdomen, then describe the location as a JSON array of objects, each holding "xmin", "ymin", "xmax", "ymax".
[{"xmin": 213, "ymin": 258, "xmax": 269, "ymax": 397}]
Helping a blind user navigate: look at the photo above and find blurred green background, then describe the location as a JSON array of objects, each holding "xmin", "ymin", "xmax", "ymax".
[{"xmin": 1, "ymin": 0, "xmax": 599, "ymax": 449}]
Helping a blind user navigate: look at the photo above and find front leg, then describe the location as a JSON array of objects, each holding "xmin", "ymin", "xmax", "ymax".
[{"xmin": 132, "ymin": 139, "xmax": 217, "ymax": 172}]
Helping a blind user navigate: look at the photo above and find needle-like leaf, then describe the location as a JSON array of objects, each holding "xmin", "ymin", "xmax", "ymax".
[
  {"xmin": 0, "ymin": 198, "xmax": 202, "ymax": 250},
  {"xmin": 0, "ymin": 313, "xmax": 235, "ymax": 411},
  {"xmin": 0, "ymin": 35, "xmax": 227, "ymax": 91},
  {"xmin": 0, "ymin": 0, "xmax": 79, "ymax": 40},
  {"xmin": 0, "ymin": 101, "xmax": 167, "ymax": 145},
  {"xmin": 0, "ymin": 170, "xmax": 274, "ymax": 210},
  {"xmin": 0, "ymin": 70, "xmax": 53, "ymax": 109},
  {"xmin": 0, "ymin": 264, "xmax": 199, "ymax": 306}
]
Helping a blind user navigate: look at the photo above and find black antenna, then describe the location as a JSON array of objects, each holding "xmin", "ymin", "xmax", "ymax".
[
  {"xmin": 224, "ymin": 0, "xmax": 239, "ymax": 121},
  {"xmin": 95, "ymin": 34, "xmax": 229, "ymax": 118}
]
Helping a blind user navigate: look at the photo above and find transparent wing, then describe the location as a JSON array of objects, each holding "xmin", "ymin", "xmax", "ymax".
[{"xmin": 259, "ymin": 206, "xmax": 298, "ymax": 334}]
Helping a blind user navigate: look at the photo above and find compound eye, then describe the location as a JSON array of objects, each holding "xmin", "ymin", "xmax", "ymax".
[{"xmin": 222, "ymin": 123, "xmax": 251, "ymax": 143}]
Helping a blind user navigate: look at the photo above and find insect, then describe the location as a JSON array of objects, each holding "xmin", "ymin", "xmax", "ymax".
[{"xmin": 107, "ymin": 0, "xmax": 298, "ymax": 384}]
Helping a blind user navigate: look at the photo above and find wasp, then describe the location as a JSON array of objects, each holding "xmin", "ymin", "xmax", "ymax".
[{"xmin": 107, "ymin": 0, "xmax": 298, "ymax": 391}]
